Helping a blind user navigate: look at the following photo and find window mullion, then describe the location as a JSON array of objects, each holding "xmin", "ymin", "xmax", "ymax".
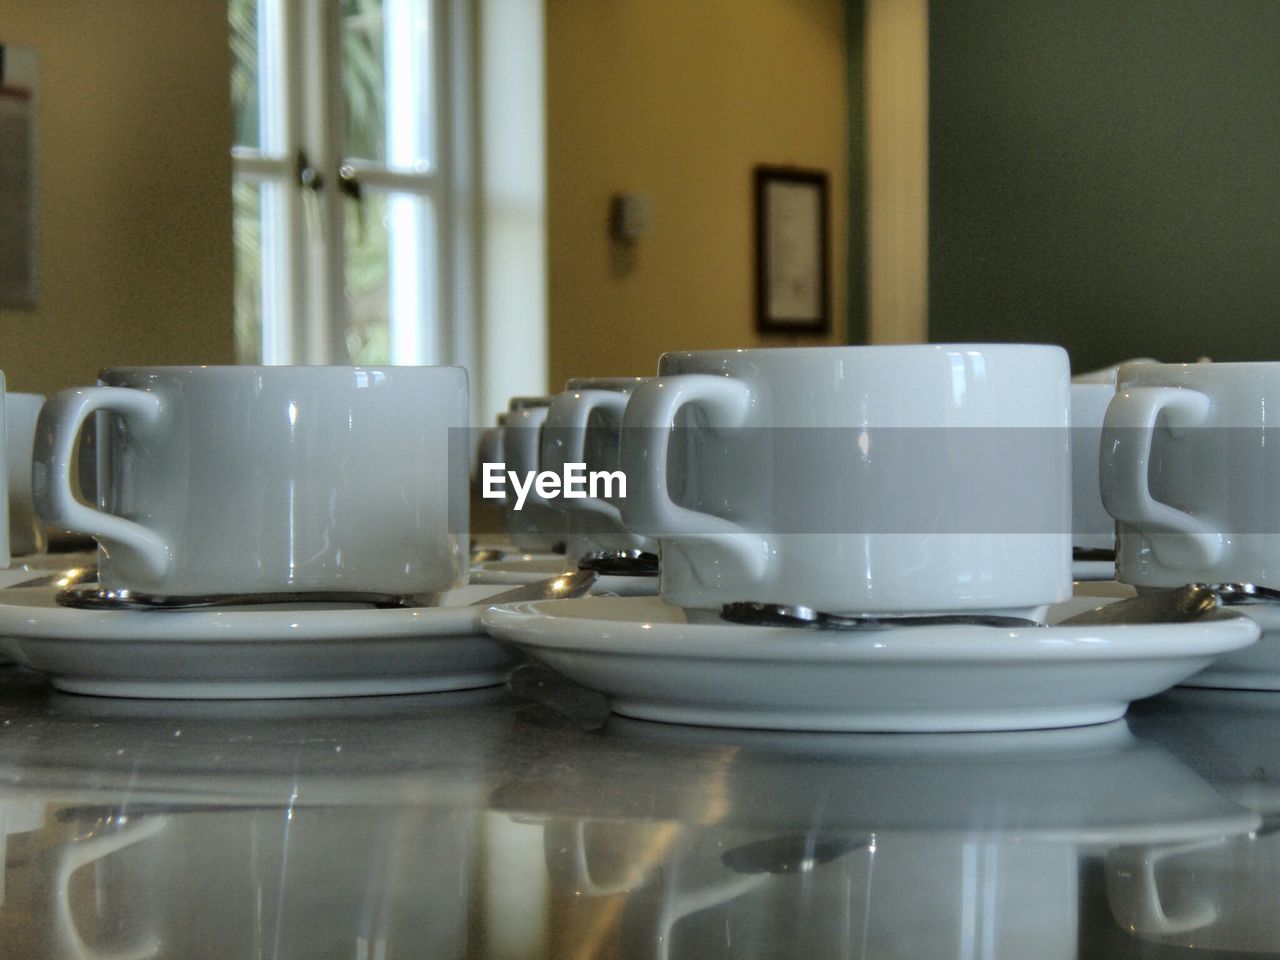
[
  {"xmin": 294, "ymin": 0, "xmax": 349, "ymax": 365},
  {"xmin": 434, "ymin": 0, "xmax": 458, "ymax": 373}
]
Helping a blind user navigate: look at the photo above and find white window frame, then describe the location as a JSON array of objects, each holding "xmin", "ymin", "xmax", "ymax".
[{"xmin": 231, "ymin": 0, "xmax": 547, "ymax": 422}]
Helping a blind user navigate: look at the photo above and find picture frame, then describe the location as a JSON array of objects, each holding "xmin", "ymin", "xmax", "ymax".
[
  {"xmin": 0, "ymin": 43, "xmax": 37, "ymax": 309},
  {"xmin": 754, "ymin": 165, "xmax": 829, "ymax": 335}
]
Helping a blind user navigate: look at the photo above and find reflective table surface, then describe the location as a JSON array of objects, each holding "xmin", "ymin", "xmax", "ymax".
[{"xmin": 0, "ymin": 661, "xmax": 1276, "ymax": 959}]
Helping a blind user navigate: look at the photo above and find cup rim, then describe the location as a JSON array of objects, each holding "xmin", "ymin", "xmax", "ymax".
[
  {"xmin": 1120, "ymin": 360, "xmax": 1280, "ymax": 373},
  {"xmin": 657, "ymin": 343, "xmax": 1067, "ymax": 364},
  {"xmin": 97, "ymin": 364, "xmax": 465, "ymax": 376},
  {"xmin": 563, "ymin": 377, "xmax": 647, "ymax": 391}
]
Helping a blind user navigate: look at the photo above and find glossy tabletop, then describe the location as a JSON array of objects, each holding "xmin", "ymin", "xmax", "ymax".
[{"xmin": 0, "ymin": 662, "xmax": 1273, "ymax": 959}]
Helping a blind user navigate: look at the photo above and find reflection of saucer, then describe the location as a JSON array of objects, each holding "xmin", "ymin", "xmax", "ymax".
[
  {"xmin": 472, "ymin": 557, "xmax": 658, "ymax": 597},
  {"xmin": 0, "ymin": 584, "xmax": 520, "ymax": 699},
  {"xmin": 1178, "ymin": 602, "xmax": 1280, "ymax": 690},
  {"xmin": 482, "ymin": 595, "xmax": 1257, "ymax": 732},
  {"xmin": 490, "ymin": 716, "xmax": 1258, "ymax": 846},
  {"xmin": 0, "ymin": 673, "xmax": 516, "ymax": 808}
]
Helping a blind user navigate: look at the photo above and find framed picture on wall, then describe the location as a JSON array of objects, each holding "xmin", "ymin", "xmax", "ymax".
[
  {"xmin": 0, "ymin": 43, "xmax": 37, "ymax": 309},
  {"xmin": 754, "ymin": 166, "xmax": 828, "ymax": 335}
]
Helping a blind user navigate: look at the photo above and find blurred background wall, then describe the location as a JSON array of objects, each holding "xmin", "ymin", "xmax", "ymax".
[
  {"xmin": 0, "ymin": 0, "xmax": 235, "ymax": 397},
  {"xmin": 928, "ymin": 0, "xmax": 1280, "ymax": 371},
  {"xmin": 9, "ymin": 0, "xmax": 1279, "ymax": 393},
  {"xmin": 544, "ymin": 0, "xmax": 852, "ymax": 386}
]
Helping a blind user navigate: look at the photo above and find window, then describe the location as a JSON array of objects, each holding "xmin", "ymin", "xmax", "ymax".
[{"xmin": 230, "ymin": 0, "xmax": 548, "ymax": 422}]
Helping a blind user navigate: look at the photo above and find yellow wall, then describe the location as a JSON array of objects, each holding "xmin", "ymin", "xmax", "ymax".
[
  {"xmin": 1, "ymin": 0, "xmax": 848, "ymax": 398},
  {"xmin": 545, "ymin": 0, "xmax": 849, "ymax": 386},
  {"xmin": 0, "ymin": 0, "xmax": 235, "ymax": 397}
]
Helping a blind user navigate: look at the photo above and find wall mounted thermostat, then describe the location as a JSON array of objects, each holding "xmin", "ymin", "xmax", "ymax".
[{"xmin": 610, "ymin": 193, "xmax": 654, "ymax": 243}]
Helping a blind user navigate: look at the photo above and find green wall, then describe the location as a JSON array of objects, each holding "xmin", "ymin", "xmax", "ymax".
[{"xmin": 928, "ymin": 1, "xmax": 1280, "ymax": 372}]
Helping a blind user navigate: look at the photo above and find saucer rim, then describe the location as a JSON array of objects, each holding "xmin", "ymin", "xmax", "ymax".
[
  {"xmin": 0, "ymin": 583, "xmax": 506, "ymax": 644},
  {"xmin": 481, "ymin": 594, "xmax": 1258, "ymax": 732},
  {"xmin": 482, "ymin": 595, "xmax": 1259, "ymax": 663},
  {"xmin": 0, "ymin": 582, "xmax": 521, "ymax": 699}
]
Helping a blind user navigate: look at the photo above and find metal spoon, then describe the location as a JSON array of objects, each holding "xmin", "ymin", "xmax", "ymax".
[
  {"xmin": 1057, "ymin": 585, "xmax": 1221, "ymax": 627},
  {"xmin": 471, "ymin": 569, "xmax": 597, "ymax": 605},
  {"xmin": 53, "ymin": 569, "xmax": 598, "ymax": 612},
  {"xmin": 1196, "ymin": 582, "xmax": 1280, "ymax": 605},
  {"xmin": 721, "ymin": 601, "xmax": 1043, "ymax": 631},
  {"xmin": 726, "ymin": 583, "xmax": 1233, "ymax": 632}
]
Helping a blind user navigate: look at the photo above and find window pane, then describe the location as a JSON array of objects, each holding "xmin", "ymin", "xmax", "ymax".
[
  {"xmin": 344, "ymin": 190, "xmax": 438, "ymax": 364},
  {"xmin": 341, "ymin": 0, "xmax": 434, "ymax": 171},
  {"xmin": 229, "ymin": 0, "xmax": 260, "ymax": 150},
  {"xmin": 232, "ymin": 179, "xmax": 264, "ymax": 362},
  {"xmin": 236, "ymin": 178, "xmax": 292, "ymax": 363}
]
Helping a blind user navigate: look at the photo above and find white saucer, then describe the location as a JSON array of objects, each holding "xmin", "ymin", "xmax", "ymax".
[
  {"xmin": 0, "ymin": 584, "xmax": 520, "ymax": 700},
  {"xmin": 1072, "ymin": 558, "xmax": 1116, "ymax": 582},
  {"xmin": 1179, "ymin": 601, "xmax": 1280, "ymax": 690},
  {"xmin": 1077, "ymin": 582, "xmax": 1280, "ymax": 691},
  {"xmin": 481, "ymin": 595, "xmax": 1258, "ymax": 732},
  {"xmin": 471, "ymin": 556, "xmax": 658, "ymax": 597}
]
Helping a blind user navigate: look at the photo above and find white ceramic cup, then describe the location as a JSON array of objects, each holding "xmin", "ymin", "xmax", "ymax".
[
  {"xmin": 619, "ymin": 344, "xmax": 1072, "ymax": 616},
  {"xmin": 500, "ymin": 397, "xmax": 565, "ymax": 553},
  {"xmin": 6, "ymin": 392, "xmax": 46, "ymax": 557},
  {"xmin": 32, "ymin": 366, "xmax": 469, "ymax": 598},
  {"xmin": 1101, "ymin": 361, "xmax": 1280, "ymax": 588},
  {"xmin": 541, "ymin": 377, "xmax": 657, "ymax": 565},
  {"xmin": 1070, "ymin": 382, "xmax": 1115, "ymax": 554},
  {"xmin": 554, "ymin": 822, "xmax": 1077, "ymax": 960}
]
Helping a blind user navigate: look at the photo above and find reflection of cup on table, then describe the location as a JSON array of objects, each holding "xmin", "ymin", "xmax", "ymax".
[
  {"xmin": 0, "ymin": 797, "xmax": 45, "ymax": 908},
  {"xmin": 1105, "ymin": 829, "xmax": 1280, "ymax": 952},
  {"xmin": 6, "ymin": 805, "xmax": 471, "ymax": 960},
  {"xmin": 555, "ymin": 821, "xmax": 1079, "ymax": 960},
  {"xmin": 619, "ymin": 344, "xmax": 1072, "ymax": 616},
  {"xmin": 32, "ymin": 366, "xmax": 469, "ymax": 599},
  {"xmin": 0, "ymin": 804, "xmax": 166, "ymax": 960},
  {"xmin": 716, "ymin": 833, "xmax": 1076, "ymax": 960}
]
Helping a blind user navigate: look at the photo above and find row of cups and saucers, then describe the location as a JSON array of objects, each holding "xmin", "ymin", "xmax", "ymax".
[
  {"xmin": 473, "ymin": 345, "xmax": 1280, "ymax": 732},
  {"xmin": 0, "ymin": 347, "xmax": 1269, "ymax": 735}
]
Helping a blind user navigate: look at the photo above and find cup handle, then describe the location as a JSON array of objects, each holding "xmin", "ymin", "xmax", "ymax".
[
  {"xmin": 1105, "ymin": 839, "xmax": 1223, "ymax": 936},
  {"xmin": 542, "ymin": 390, "xmax": 629, "ymax": 526},
  {"xmin": 1100, "ymin": 386, "xmax": 1224, "ymax": 570},
  {"xmin": 542, "ymin": 819, "xmax": 658, "ymax": 896},
  {"xmin": 32, "ymin": 386, "xmax": 171, "ymax": 577},
  {"xmin": 620, "ymin": 375, "xmax": 769, "ymax": 578},
  {"xmin": 52, "ymin": 815, "xmax": 170, "ymax": 960}
]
